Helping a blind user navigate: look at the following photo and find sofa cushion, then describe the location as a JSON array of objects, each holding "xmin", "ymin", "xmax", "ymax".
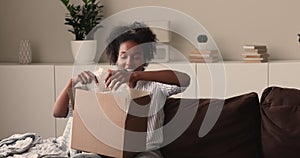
[
  {"xmin": 260, "ymin": 86, "xmax": 300, "ymax": 158},
  {"xmin": 161, "ymin": 92, "xmax": 261, "ymax": 158}
]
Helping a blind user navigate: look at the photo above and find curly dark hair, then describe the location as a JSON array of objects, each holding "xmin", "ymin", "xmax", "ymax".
[{"xmin": 105, "ymin": 22, "xmax": 157, "ymax": 66}]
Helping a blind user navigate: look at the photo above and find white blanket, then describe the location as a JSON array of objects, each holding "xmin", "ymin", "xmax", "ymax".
[
  {"xmin": 0, "ymin": 118, "xmax": 102, "ymax": 158},
  {"xmin": 0, "ymin": 133, "xmax": 68, "ymax": 158}
]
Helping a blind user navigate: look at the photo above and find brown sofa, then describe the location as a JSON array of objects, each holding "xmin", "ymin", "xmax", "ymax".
[{"xmin": 160, "ymin": 86, "xmax": 300, "ymax": 158}]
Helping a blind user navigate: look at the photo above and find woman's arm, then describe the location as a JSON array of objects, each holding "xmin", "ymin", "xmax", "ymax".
[
  {"xmin": 133, "ymin": 70, "xmax": 190, "ymax": 87},
  {"xmin": 53, "ymin": 71, "xmax": 98, "ymax": 118},
  {"xmin": 105, "ymin": 69, "xmax": 190, "ymax": 90},
  {"xmin": 53, "ymin": 79, "xmax": 72, "ymax": 118}
]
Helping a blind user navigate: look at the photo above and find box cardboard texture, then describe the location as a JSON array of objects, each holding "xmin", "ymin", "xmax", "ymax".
[{"xmin": 71, "ymin": 88, "xmax": 151, "ymax": 158}]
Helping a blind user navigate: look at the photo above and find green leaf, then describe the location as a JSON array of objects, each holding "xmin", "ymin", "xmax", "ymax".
[
  {"xmin": 60, "ymin": 0, "xmax": 69, "ymax": 7},
  {"xmin": 60, "ymin": 0, "xmax": 104, "ymax": 40}
]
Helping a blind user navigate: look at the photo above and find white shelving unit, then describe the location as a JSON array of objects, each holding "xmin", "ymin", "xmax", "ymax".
[
  {"xmin": 269, "ymin": 60, "xmax": 300, "ymax": 89},
  {"xmin": 0, "ymin": 61, "xmax": 299, "ymax": 139},
  {"xmin": 0, "ymin": 64, "xmax": 55, "ymax": 139},
  {"xmin": 196, "ymin": 62, "xmax": 268, "ymax": 99}
]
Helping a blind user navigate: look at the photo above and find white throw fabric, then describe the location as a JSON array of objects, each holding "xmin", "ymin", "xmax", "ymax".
[{"xmin": 0, "ymin": 133, "xmax": 68, "ymax": 158}]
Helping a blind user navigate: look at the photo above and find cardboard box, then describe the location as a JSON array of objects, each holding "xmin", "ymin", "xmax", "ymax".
[{"xmin": 71, "ymin": 88, "xmax": 151, "ymax": 158}]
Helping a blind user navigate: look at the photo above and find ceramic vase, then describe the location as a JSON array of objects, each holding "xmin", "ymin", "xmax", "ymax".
[{"xmin": 18, "ymin": 40, "xmax": 32, "ymax": 64}]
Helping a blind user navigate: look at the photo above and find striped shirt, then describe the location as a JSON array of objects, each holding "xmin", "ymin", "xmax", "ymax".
[{"xmin": 134, "ymin": 80, "xmax": 186, "ymax": 150}]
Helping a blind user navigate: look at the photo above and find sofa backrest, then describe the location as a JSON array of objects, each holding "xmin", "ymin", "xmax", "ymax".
[
  {"xmin": 161, "ymin": 92, "xmax": 262, "ymax": 158},
  {"xmin": 260, "ymin": 86, "xmax": 300, "ymax": 158}
]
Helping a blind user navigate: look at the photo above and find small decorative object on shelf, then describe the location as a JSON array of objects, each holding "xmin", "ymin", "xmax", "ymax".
[
  {"xmin": 242, "ymin": 44, "xmax": 269, "ymax": 63},
  {"xmin": 298, "ymin": 33, "xmax": 300, "ymax": 42},
  {"xmin": 197, "ymin": 34, "xmax": 208, "ymax": 50},
  {"xmin": 18, "ymin": 40, "xmax": 32, "ymax": 64}
]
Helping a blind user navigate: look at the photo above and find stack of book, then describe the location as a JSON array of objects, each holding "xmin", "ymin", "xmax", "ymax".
[
  {"xmin": 188, "ymin": 50, "xmax": 219, "ymax": 63},
  {"xmin": 242, "ymin": 45, "xmax": 269, "ymax": 63}
]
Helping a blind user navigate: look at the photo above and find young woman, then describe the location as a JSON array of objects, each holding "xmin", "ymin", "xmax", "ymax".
[{"xmin": 53, "ymin": 22, "xmax": 190, "ymax": 158}]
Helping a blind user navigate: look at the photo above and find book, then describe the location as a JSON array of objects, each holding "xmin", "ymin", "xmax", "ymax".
[
  {"xmin": 189, "ymin": 57, "xmax": 219, "ymax": 63},
  {"xmin": 189, "ymin": 53, "xmax": 218, "ymax": 59},
  {"xmin": 242, "ymin": 53, "xmax": 270, "ymax": 58},
  {"xmin": 243, "ymin": 57, "xmax": 268, "ymax": 60},
  {"xmin": 243, "ymin": 45, "xmax": 267, "ymax": 50},
  {"xmin": 244, "ymin": 59, "xmax": 268, "ymax": 63},
  {"xmin": 244, "ymin": 48, "xmax": 268, "ymax": 53},
  {"xmin": 243, "ymin": 57, "xmax": 268, "ymax": 63},
  {"xmin": 190, "ymin": 49, "xmax": 218, "ymax": 55}
]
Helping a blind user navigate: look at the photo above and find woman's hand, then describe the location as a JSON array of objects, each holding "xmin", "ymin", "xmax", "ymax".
[
  {"xmin": 104, "ymin": 69, "xmax": 137, "ymax": 90},
  {"xmin": 72, "ymin": 71, "xmax": 98, "ymax": 86}
]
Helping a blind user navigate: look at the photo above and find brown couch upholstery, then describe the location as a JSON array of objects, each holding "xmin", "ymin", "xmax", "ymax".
[
  {"xmin": 161, "ymin": 86, "xmax": 300, "ymax": 158},
  {"xmin": 260, "ymin": 87, "xmax": 300, "ymax": 158}
]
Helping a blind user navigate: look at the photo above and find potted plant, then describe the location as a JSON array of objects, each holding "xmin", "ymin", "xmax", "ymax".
[{"xmin": 60, "ymin": 0, "xmax": 104, "ymax": 64}]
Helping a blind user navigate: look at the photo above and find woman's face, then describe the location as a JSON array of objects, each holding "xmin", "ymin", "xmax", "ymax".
[{"xmin": 116, "ymin": 41, "xmax": 145, "ymax": 71}]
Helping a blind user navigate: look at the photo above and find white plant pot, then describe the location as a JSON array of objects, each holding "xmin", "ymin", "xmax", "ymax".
[{"xmin": 71, "ymin": 40, "xmax": 97, "ymax": 64}]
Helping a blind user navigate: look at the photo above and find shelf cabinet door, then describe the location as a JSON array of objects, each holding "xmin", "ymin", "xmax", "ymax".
[
  {"xmin": 0, "ymin": 65, "xmax": 55, "ymax": 139},
  {"xmin": 197, "ymin": 63, "xmax": 268, "ymax": 99},
  {"xmin": 269, "ymin": 62, "xmax": 300, "ymax": 89},
  {"xmin": 147, "ymin": 63, "xmax": 197, "ymax": 98}
]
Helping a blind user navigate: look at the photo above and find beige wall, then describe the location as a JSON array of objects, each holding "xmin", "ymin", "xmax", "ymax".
[{"xmin": 1, "ymin": 0, "xmax": 299, "ymax": 63}]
